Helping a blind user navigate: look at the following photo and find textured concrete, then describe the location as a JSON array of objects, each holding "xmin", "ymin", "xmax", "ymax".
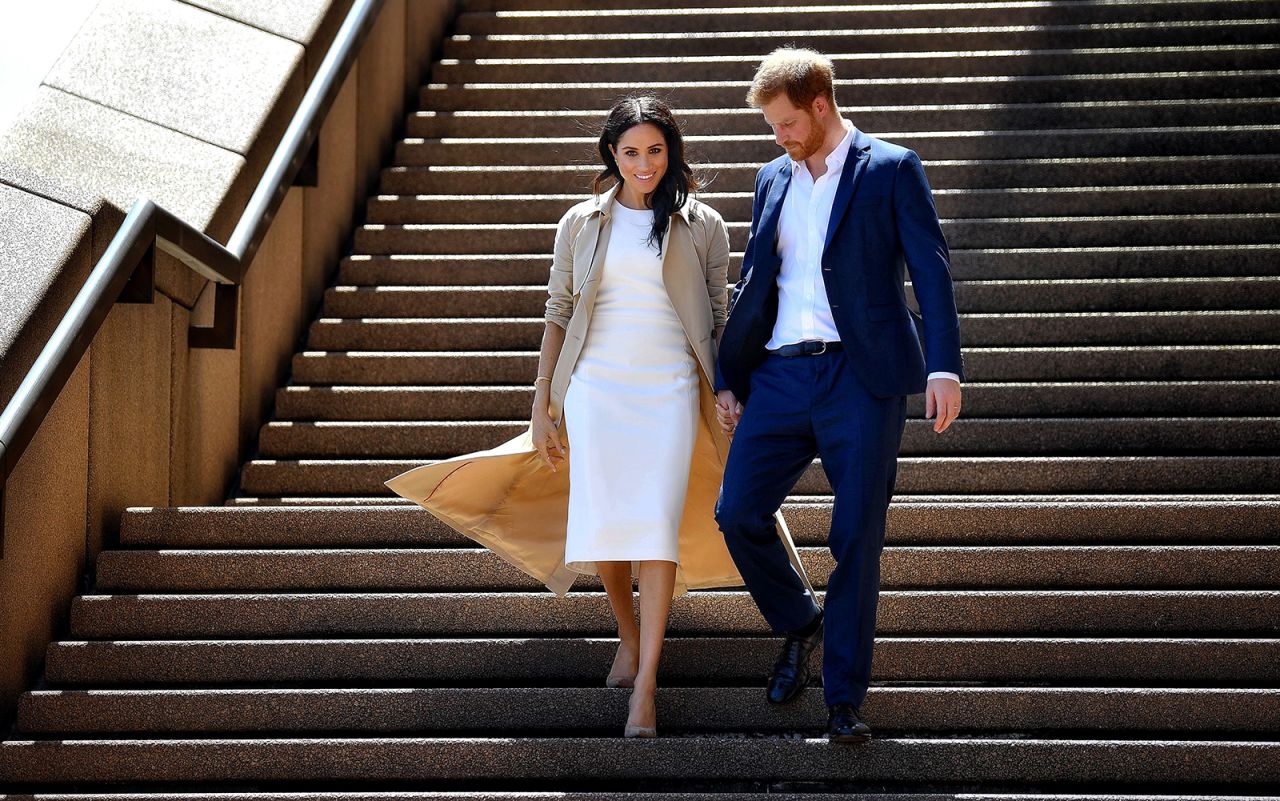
[
  {"xmin": 67, "ymin": 589, "xmax": 1280, "ymax": 638},
  {"xmin": 351, "ymin": 216, "xmax": 1280, "ymax": 255},
  {"xmin": 0, "ymin": 795, "xmax": 1273, "ymax": 801},
  {"xmin": 1, "ymin": 736, "xmax": 1277, "ymax": 785},
  {"xmin": 19, "ymin": 686, "xmax": 1280, "ymax": 734},
  {"xmin": 408, "ymin": 99, "xmax": 1280, "ymax": 138},
  {"xmin": 321, "ymin": 277, "xmax": 1280, "ymax": 316},
  {"xmin": 433, "ymin": 46, "xmax": 1279, "ymax": 83},
  {"xmin": 0, "ymin": 358, "xmax": 89, "ymax": 729},
  {"xmin": 239, "ymin": 189, "xmax": 304, "ymax": 448},
  {"xmin": 117, "ymin": 500, "xmax": 1280, "ymax": 548},
  {"xmin": 302, "ymin": 65, "xmax": 359, "ymax": 319},
  {"xmin": 253, "ymin": 417, "xmax": 1280, "ymax": 458},
  {"xmin": 444, "ymin": 20, "xmax": 1280, "ymax": 59},
  {"xmin": 366, "ymin": 186, "xmax": 1280, "ymax": 225},
  {"xmin": 380, "ymin": 155, "xmax": 1280, "ymax": 194},
  {"xmin": 0, "ymin": 87, "xmax": 247, "ymax": 303},
  {"xmin": 43, "ymin": 636, "xmax": 1280, "ymax": 686},
  {"xmin": 301, "ymin": 311, "xmax": 1279, "ymax": 351},
  {"xmin": 85, "ymin": 295, "xmax": 173, "ymax": 557},
  {"xmin": 237, "ymin": 454, "xmax": 1280, "ymax": 497},
  {"xmin": 454, "ymin": 2, "xmax": 1280, "ymax": 34},
  {"xmin": 285, "ymin": 346, "xmax": 1278, "ymax": 387},
  {"xmin": 93, "ymin": 545, "xmax": 1280, "ymax": 593},
  {"xmin": 45, "ymin": 0, "xmax": 305, "ymax": 155},
  {"xmin": 395, "ymin": 128, "xmax": 1280, "ymax": 166},
  {"xmin": 421, "ymin": 73, "xmax": 1274, "ymax": 111},
  {"xmin": 168, "ymin": 283, "xmax": 243, "ymax": 506},
  {"xmin": 179, "ymin": 0, "xmax": 342, "ymax": 45},
  {"xmin": 354, "ymin": 0, "xmax": 406, "ymax": 205},
  {"xmin": 0, "ymin": 183, "xmax": 92, "ymax": 402},
  {"xmin": 271, "ymin": 382, "xmax": 1280, "ymax": 421}
]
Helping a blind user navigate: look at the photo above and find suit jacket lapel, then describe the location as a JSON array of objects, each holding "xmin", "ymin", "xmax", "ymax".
[
  {"xmin": 757, "ymin": 163, "xmax": 792, "ymax": 262},
  {"xmin": 823, "ymin": 129, "xmax": 872, "ymax": 256}
]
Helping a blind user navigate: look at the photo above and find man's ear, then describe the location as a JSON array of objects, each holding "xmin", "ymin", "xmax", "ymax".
[{"xmin": 811, "ymin": 96, "xmax": 827, "ymax": 119}]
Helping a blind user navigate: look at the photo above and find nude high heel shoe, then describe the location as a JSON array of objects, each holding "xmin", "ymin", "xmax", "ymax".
[
  {"xmin": 606, "ymin": 641, "xmax": 637, "ymax": 688},
  {"xmin": 624, "ymin": 690, "xmax": 657, "ymax": 738}
]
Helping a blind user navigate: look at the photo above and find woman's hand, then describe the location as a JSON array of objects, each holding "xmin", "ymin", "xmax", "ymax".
[{"xmin": 531, "ymin": 400, "xmax": 566, "ymax": 471}]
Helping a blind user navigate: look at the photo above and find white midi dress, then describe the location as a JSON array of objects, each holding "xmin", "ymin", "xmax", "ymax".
[{"xmin": 562, "ymin": 201, "xmax": 700, "ymax": 573}]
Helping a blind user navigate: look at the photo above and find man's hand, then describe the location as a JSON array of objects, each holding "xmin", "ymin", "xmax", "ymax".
[
  {"xmin": 924, "ymin": 377, "xmax": 962, "ymax": 433},
  {"xmin": 716, "ymin": 389, "xmax": 743, "ymax": 436}
]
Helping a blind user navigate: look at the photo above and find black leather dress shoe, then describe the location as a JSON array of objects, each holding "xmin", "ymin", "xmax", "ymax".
[
  {"xmin": 766, "ymin": 611, "xmax": 823, "ymax": 705},
  {"xmin": 827, "ymin": 703, "xmax": 872, "ymax": 743}
]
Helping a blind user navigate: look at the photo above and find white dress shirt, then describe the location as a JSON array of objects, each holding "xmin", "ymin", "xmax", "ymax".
[{"xmin": 767, "ymin": 120, "xmax": 960, "ymax": 384}]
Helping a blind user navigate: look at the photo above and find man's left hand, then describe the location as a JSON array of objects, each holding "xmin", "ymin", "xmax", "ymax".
[{"xmin": 925, "ymin": 377, "xmax": 962, "ymax": 433}]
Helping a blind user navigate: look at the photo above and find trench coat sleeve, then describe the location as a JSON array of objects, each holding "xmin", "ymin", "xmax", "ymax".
[
  {"xmin": 544, "ymin": 209, "xmax": 577, "ymax": 330},
  {"xmin": 703, "ymin": 207, "xmax": 731, "ymax": 329}
]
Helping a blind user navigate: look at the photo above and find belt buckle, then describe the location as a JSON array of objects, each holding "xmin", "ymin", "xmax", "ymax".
[{"xmin": 811, "ymin": 340, "xmax": 827, "ymax": 356}]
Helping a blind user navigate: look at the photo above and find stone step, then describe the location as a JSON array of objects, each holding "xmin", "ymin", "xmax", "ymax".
[
  {"xmin": 379, "ymin": 155, "xmax": 1280, "ymax": 194},
  {"xmin": 353, "ymin": 216, "xmax": 1280, "ymax": 254},
  {"xmin": 238, "ymin": 456, "xmax": 1280, "ymax": 497},
  {"xmin": 408, "ymin": 99, "xmax": 1280, "ymax": 138},
  {"xmin": 433, "ymin": 46, "xmax": 1280, "ymax": 85},
  {"xmin": 322, "ymin": 277, "xmax": 1280, "ymax": 316},
  {"xmin": 66, "ymin": 590, "xmax": 1280, "ymax": 639},
  {"xmin": 274, "ymin": 381, "xmax": 1280, "ymax": 422},
  {"xmin": 288, "ymin": 346, "xmax": 1279, "ymax": 386},
  {"xmin": 454, "ymin": 2, "xmax": 1280, "ymax": 35},
  {"xmin": 395, "ymin": 128, "xmax": 1280, "ymax": 167},
  {"xmin": 2, "ymin": 734, "xmax": 1276, "ymax": 787},
  {"xmin": 337, "ymin": 246, "xmax": 1280, "ymax": 286},
  {"xmin": 42, "ymin": 635, "xmax": 1280, "ymax": 686},
  {"xmin": 420, "ymin": 72, "xmax": 1279, "ymax": 111},
  {"xmin": 304, "ymin": 312, "xmax": 1280, "ymax": 352},
  {"xmin": 94, "ymin": 545, "xmax": 1280, "ymax": 593},
  {"xmin": 366, "ymin": 185, "xmax": 1280, "ymax": 224},
  {"xmin": 118, "ymin": 501, "xmax": 1280, "ymax": 550},
  {"xmin": 443, "ymin": 19, "xmax": 1280, "ymax": 59},
  {"xmin": 16, "ymin": 686, "xmax": 1280, "ymax": 736},
  {"xmin": 4, "ymin": 795, "xmax": 1264, "ymax": 801},
  {"xmin": 255, "ymin": 418, "xmax": 1280, "ymax": 459},
  {"xmin": 6, "ymin": 796, "xmax": 1278, "ymax": 801}
]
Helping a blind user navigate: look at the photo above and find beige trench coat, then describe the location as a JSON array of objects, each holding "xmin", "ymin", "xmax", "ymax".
[{"xmin": 386, "ymin": 184, "xmax": 811, "ymax": 596}]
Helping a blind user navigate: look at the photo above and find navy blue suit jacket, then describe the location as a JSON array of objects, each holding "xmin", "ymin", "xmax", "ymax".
[{"xmin": 715, "ymin": 127, "xmax": 964, "ymax": 401}]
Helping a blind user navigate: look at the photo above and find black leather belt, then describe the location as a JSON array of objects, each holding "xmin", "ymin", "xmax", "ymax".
[{"xmin": 770, "ymin": 340, "xmax": 843, "ymax": 357}]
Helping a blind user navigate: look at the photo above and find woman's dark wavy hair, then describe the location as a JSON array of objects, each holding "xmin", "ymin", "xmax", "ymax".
[{"xmin": 592, "ymin": 95, "xmax": 700, "ymax": 253}]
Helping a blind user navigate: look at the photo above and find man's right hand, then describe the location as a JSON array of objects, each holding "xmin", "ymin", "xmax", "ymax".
[{"xmin": 716, "ymin": 389, "xmax": 743, "ymax": 436}]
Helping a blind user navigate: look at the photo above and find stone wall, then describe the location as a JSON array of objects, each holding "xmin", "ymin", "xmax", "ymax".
[{"xmin": 0, "ymin": 0, "xmax": 456, "ymax": 727}]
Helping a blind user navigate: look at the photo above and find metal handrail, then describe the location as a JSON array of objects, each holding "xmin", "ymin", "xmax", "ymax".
[{"xmin": 0, "ymin": 0, "xmax": 386, "ymax": 557}]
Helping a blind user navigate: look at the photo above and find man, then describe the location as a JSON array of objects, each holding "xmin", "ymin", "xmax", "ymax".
[{"xmin": 714, "ymin": 48, "xmax": 964, "ymax": 744}]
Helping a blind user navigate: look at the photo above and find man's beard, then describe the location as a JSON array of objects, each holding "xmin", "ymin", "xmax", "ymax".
[{"xmin": 784, "ymin": 115, "xmax": 827, "ymax": 161}]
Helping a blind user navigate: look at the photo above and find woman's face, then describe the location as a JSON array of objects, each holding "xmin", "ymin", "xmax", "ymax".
[{"xmin": 610, "ymin": 123, "xmax": 669, "ymax": 200}]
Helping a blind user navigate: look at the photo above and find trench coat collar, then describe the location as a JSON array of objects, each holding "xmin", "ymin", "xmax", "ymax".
[{"xmin": 593, "ymin": 181, "xmax": 693, "ymax": 223}]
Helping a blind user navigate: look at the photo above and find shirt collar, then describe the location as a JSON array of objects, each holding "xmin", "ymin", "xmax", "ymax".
[
  {"xmin": 593, "ymin": 181, "xmax": 692, "ymax": 222},
  {"xmin": 791, "ymin": 119, "xmax": 857, "ymax": 175}
]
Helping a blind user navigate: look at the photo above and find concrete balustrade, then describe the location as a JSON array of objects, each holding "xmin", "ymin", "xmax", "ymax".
[{"xmin": 0, "ymin": 0, "xmax": 456, "ymax": 727}]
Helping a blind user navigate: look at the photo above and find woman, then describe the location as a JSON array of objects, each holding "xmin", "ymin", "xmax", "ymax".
[{"xmin": 386, "ymin": 96, "xmax": 809, "ymax": 738}]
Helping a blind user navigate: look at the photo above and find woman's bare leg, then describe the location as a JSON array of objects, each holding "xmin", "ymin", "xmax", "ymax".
[
  {"xmin": 628, "ymin": 560, "xmax": 677, "ymax": 732},
  {"xmin": 598, "ymin": 561, "xmax": 639, "ymax": 686}
]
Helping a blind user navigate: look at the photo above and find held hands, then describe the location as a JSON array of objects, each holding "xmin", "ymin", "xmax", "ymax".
[
  {"xmin": 531, "ymin": 401, "xmax": 566, "ymax": 471},
  {"xmin": 924, "ymin": 377, "xmax": 962, "ymax": 433},
  {"xmin": 715, "ymin": 389, "xmax": 743, "ymax": 437}
]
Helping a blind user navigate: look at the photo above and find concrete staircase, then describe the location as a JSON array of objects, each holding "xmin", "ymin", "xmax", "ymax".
[{"xmin": 3, "ymin": 0, "xmax": 1279, "ymax": 795}]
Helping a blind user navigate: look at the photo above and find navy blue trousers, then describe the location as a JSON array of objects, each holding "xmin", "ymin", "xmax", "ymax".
[{"xmin": 715, "ymin": 350, "xmax": 907, "ymax": 707}]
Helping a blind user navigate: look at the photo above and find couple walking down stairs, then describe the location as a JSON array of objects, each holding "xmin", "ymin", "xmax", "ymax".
[{"xmin": 2, "ymin": 0, "xmax": 1279, "ymax": 795}]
